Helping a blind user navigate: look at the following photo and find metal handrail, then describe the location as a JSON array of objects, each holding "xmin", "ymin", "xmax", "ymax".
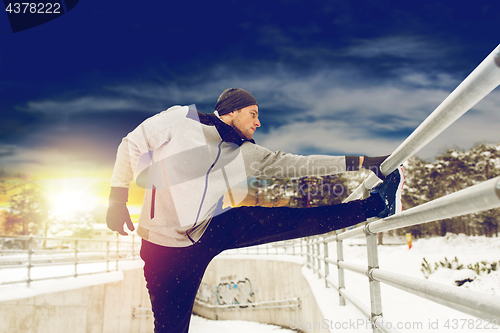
[
  {"xmin": 371, "ymin": 269, "xmax": 500, "ymax": 322},
  {"xmin": 194, "ymin": 297, "xmax": 301, "ymax": 310},
  {"xmin": 0, "ymin": 234, "xmax": 141, "ymax": 287}
]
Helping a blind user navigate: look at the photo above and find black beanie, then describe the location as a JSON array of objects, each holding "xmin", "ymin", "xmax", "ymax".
[{"xmin": 214, "ymin": 88, "xmax": 258, "ymax": 115}]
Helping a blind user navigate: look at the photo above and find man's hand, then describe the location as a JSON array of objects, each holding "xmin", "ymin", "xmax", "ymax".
[
  {"xmin": 362, "ymin": 155, "xmax": 390, "ymax": 180},
  {"xmin": 106, "ymin": 202, "xmax": 135, "ymax": 236}
]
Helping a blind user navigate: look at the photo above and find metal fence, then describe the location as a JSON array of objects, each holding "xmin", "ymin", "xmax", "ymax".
[
  {"xmin": 0, "ymin": 234, "xmax": 141, "ymax": 287},
  {"xmin": 226, "ymin": 44, "xmax": 500, "ymax": 332}
]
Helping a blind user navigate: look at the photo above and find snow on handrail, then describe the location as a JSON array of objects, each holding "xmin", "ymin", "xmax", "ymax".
[{"xmin": 371, "ymin": 268, "xmax": 500, "ymax": 322}]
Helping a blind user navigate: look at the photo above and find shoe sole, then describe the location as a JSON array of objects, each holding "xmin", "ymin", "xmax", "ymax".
[{"xmin": 390, "ymin": 165, "xmax": 405, "ymax": 215}]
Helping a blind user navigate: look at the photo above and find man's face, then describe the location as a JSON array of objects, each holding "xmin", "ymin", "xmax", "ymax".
[{"xmin": 231, "ymin": 105, "xmax": 260, "ymax": 140}]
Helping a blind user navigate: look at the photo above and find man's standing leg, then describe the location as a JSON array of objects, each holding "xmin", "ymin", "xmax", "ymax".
[{"xmin": 140, "ymin": 239, "xmax": 220, "ymax": 333}]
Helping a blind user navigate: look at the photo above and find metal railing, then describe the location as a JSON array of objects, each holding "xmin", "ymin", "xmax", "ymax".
[
  {"xmin": 225, "ymin": 43, "xmax": 500, "ymax": 332},
  {"xmin": 194, "ymin": 297, "xmax": 301, "ymax": 310},
  {"xmin": 0, "ymin": 234, "xmax": 141, "ymax": 287}
]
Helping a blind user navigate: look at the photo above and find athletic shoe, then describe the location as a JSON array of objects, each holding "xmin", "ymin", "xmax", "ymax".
[{"xmin": 370, "ymin": 165, "xmax": 404, "ymax": 218}]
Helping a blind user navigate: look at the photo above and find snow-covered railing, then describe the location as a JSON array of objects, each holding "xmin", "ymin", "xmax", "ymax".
[
  {"xmin": 0, "ymin": 234, "xmax": 141, "ymax": 287},
  {"xmin": 225, "ymin": 43, "xmax": 500, "ymax": 332}
]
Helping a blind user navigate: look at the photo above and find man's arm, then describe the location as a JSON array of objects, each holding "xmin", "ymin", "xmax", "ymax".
[
  {"xmin": 106, "ymin": 106, "xmax": 187, "ymax": 234},
  {"xmin": 242, "ymin": 143, "xmax": 389, "ymax": 180},
  {"xmin": 107, "ymin": 129, "xmax": 151, "ymax": 235}
]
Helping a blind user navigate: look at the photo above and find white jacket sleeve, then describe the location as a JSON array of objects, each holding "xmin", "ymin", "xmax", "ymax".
[{"xmin": 242, "ymin": 143, "xmax": 348, "ymax": 179}]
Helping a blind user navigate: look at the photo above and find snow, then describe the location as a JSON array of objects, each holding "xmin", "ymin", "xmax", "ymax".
[
  {"xmin": 0, "ymin": 255, "xmax": 143, "ymax": 283},
  {"xmin": 189, "ymin": 315, "xmax": 296, "ymax": 332},
  {"xmin": 0, "ymin": 260, "xmax": 143, "ymax": 302},
  {"xmin": 319, "ymin": 233, "xmax": 500, "ymax": 332},
  {"xmin": 461, "ymin": 271, "xmax": 500, "ymax": 296},
  {"xmin": 301, "ymin": 266, "xmax": 372, "ymax": 332},
  {"xmin": 1, "ymin": 234, "xmax": 499, "ymax": 332},
  {"xmin": 451, "ymin": 269, "xmax": 477, "ymax": 282}
]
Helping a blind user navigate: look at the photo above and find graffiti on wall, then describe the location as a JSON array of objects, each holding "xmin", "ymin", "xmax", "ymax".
[
  {"xmin": 216, "ymin": 278, "xmax": 255, "ymax": 306},
  {"xmin": 196, "ymin": 277, "xmax": 256, "ymax": 307},
  {"xmin": 196, "ymin": 282, "xmax": 214, "ymax": 304}
]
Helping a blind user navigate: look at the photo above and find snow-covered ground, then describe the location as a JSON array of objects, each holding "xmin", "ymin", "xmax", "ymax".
[
  {"xmin": 1, "ymin": 234, "xmax": 499, "ymax": 332},
  {"xmin": 189, "ymin": 315, "xmax": 297, "ymax": 332},
  {"xmin": 315, "ymin": 233, "xmax": 500, "ymax": 332}
]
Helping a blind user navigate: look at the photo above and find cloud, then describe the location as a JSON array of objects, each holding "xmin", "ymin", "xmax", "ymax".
[
  {"xmin": 25, "ymin": 96, "xmax": 148, "ymax": 114},
  {"xmin": 13, "ymin": 35, "xmax": 500, "ymax": 166},
  {"xmin": 107, "ymin": 61, "xmax": 500, "ymax": 160},
  {"xmin": 0, "ymin": 145, "xmax": 16, "ymax": 158},
  {"xmin": 0, "ymin": 143, "xmax": 111, "ymax": 177},
  {"xmin": 342, "ymin": 36, "xmax": 448, "ymax": 60},
  {"xmin": 252, "ymin": 26, "xmax": 452, "ymax": 72},
  {"xmin": 253, "ymin": 119, "xmax": 403, "ymax": 156}
]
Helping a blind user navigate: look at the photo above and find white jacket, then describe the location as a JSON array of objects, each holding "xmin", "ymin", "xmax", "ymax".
[{"xmin": 110, "ymin": 105, "xmax": 350, "ymax": 247}]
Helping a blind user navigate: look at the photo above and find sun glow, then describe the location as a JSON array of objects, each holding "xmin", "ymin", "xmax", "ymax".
[
  {"xmin": 50, "ymin": 191, "xmax": 99, "ymax": 219},
  {"xmin": 45, "ymin": 177, "xmax": 104, "ymax": 220}
]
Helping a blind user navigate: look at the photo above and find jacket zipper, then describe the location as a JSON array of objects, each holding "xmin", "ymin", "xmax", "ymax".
[
  {"xmin": 149, "ymin": 150, "xmax": 157, "ymax": 219},
  {"xmin": 186, "ymin": 141, "xmax": 223, "ymax": 243},
  {"xmin": 151, "ymin": 184, "xmax": 156, "ymax": 219}
]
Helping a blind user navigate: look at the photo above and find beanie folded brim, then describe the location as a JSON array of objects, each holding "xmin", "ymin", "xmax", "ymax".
[{"xmin": 215, "ymin": 88, "xmax": 258, "ymax": 115}]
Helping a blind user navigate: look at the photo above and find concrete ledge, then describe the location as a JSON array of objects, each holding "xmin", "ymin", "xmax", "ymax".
[
  {"xmin": 193, "ymin": 255, "xmax": 330, "ymax": 333},
  {"xmin": 0, "ymin": 261, "xmax": 153, "ymax": 333}
]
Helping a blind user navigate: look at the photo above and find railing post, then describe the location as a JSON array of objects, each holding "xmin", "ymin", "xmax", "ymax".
[
  {"xmin": 74, "ymin": 239, "xmax": 78, "ymax": 278},
  {"xmin": 306, "ymin": 237, "xmax": 311, "ymax": 269},
  {"xmin": 312, "ymin": 237, "xmax": 316, "ymax": 273},
  {"xmin": 132, "ymin": 234, "xmax": 135, "ymax": 259},
  {"xmin": 365, "ymin": 220, "xmax": 383, "ymax": 333},
  {"xmin": 27, "ymin": 236, "xmax": 33, "ymax": 287},
  {"xmin": 309, "ymin": 236, "xmax": 316, "ymax": 273},
  {"xmin": 324, "ymin": 235, "xmax": 329, "ymax": 288},
  {"xmin": 316, "ymin": 235, "xmax": 321, "ymax": 278},
  {"xmin": 336, "ymin": 233, "xmax": 346, "ymax": 306},
  {"xmin": 106, "ymin": 240, "xmax": 110, "ymax": 272},
  {"xmin": 116, "ymin": 234, "xmax": 119, "ymax": 271}
]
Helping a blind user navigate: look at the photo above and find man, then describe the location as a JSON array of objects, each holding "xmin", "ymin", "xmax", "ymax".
[{"xmin": 106, "ymin": 88, "xmax": 404, "ymax": 332}]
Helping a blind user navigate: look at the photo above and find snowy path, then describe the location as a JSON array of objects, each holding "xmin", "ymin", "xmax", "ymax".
[{"xmin": 189, "ymin": 315, "xmax": 297, "ymax": 332}]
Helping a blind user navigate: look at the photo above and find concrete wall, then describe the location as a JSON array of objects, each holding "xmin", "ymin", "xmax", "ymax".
[
  {"xmin": 1, "ymin": 257, "xmax": 329, "ymax": 333},
  {"xmin": 193, "ymin": 256, "xmax": 330, "ymax": 333},
  {"xmin": 0, "ymin": 264, "xmax": 153, "ymax": 333}
]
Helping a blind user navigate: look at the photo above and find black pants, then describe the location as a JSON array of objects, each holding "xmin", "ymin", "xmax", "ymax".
[{"xmin": 140, "ymin": 197, "xmax": 379, "ymax": 333}]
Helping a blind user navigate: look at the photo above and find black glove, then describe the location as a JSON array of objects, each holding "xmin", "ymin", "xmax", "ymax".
[
  {"xmin": 362, "ymin": 155, "xmax": 390, "ymax": 180},
  {"xmin": 106, "ymin": 187, "xmax": 135, "ymax": 236}
]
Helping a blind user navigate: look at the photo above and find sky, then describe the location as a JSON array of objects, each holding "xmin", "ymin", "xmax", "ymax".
[{"xmin": 1, "ymin": 0, "xmax": 500, "ymax": 208}]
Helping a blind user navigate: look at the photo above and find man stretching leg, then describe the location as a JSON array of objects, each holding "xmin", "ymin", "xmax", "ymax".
[{"xmin": 106, "ymin": 88, "xmax": 404, "ymax": 332}]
